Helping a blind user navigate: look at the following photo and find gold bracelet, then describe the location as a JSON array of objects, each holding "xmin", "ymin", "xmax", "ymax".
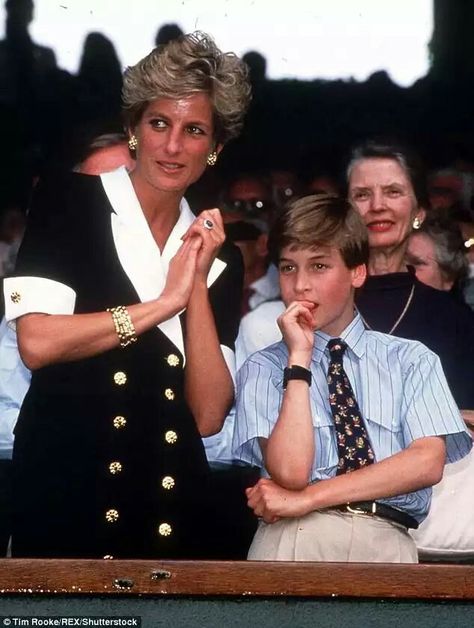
[{"xmin": 107, "ymin": 305, "xmax": 137, "ymax": 348}]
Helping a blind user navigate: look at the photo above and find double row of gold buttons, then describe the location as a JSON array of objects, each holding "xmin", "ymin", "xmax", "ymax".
[{"xmin": 104, "ymin": 353, "xmax": 181, "ymax": 557}]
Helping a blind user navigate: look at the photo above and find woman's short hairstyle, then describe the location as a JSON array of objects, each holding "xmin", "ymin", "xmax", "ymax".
[
  {"xmin": 414, "ymin": 217, "xmax": 469, "ymax": 287},
  {"xmin": 268, "ymin": 193, "xmax": 369, "ymax": 269},
  {"xmin": 122, "ymin": 31, "xmax": 251, "ymax": 145},
  {"xmin": 346, "ymin": 139, "xmax": 430, "ymax": 210}
]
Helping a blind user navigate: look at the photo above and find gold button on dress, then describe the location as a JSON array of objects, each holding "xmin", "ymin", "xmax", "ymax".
[
  {"xmin": 105, "ymin": 508, "xmax": 119, "ymax": 523},
  {"xmin": 164, "ymin": 388, "xmax": 175, "ymax": 401},
  {"xmin": 10, "ymin": 291, "xmax": 21, "ymax": 303},
  {"xmin": 158, "ymin": 522, "xmax": 172, "ymax": 537},
  {"xmin": 166, "ymin": 354, "xmax": 180, "ymax": 367},
  {"xmin": 113, "ymin": 415, "xmax": 127, "ymax": 429},
  {"xmin": 113, "ymin": 371, "xmax": 127, "ymax": 386},
  {"xmin": 164, "ymin": 430, "xmax": 178, "ymax": 444},
  {"xmin": 109, "ymin": 461, "xmax": 122, "ymax": 474},
  {"xmin": 161, "ymin": 476, "xmax": 175, "ymax": 490}
]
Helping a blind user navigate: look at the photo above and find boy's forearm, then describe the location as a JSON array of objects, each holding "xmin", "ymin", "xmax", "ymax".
[
  {"xmin": 264, "ymin": 380, "xmax": 315, "ymax": 489},
  {"xmin": 301, "ymin": 436, "xmax": 446, "ymax": 513}
]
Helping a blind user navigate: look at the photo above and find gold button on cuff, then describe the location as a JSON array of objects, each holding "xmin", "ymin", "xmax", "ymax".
[
  {"xmin": 10, "ymin": 291, "xmax": 21, "ymax": 304},
  {"xmin": 164, "ymin": 388, "xmax": 175, "ymax": 401},
  {"xmin": 105, "ymin": 508, "xmax": 119, "ymax": 523},
  {"xmin": 109, "ymin": 461, "xmax": 122, "ymax": 475},
  {"xmin": 165, "ymin": 430, "xmax": 178, "ymax": 444},
  {"xmin": 161, "ymin": 476, "xmax": 175, "ymax": 490},
  {"xmin": 158, "ymin": 522, "xmax": 172, "ymax": 537},
  {"xmin": 113, "ymin": 371, "xmax": 127, "ymax": 386},
  {"xmin": 166, "ymin": 354, "xmax": 180, "ymax": 367},
  {"xmin": 103, "ymin": 555, "xmax": 114, "ymax": 560},
  {"xmin": 113, "ymin": 415, "xmax": 127, "ymax": 429}
]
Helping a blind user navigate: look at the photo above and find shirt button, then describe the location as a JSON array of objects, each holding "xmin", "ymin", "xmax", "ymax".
[
  {"xmin": 158, "ymin": 522, "xmax": 172, "ymax": 537},
  {"xmin": 113, "ymin": 371, "xmax": 127, "ymax": 386},
  {"xmin": 164, "ymin": 430, "xmax": 178, "ymax": 444},
  {"xmin": 105, "ymin": 508, "xmax": 119, "ymax": 523},
  {"xmin": 161, "ymin": 476, "xmax": 175, "ymax": 490},
  {"xmin": 164, "ymin": 388, "xmax": 175, "ymax": 401},
  {"xmin": 109, "ymin": 461, "xmax": 122, "ymax": 475},
  {"xmin": 113, "ymin": 415, "xmax": 127, "ymax": 429},
  {"xmin": 166, "ymin": 354, "xmax": 180, "ymax": 367},
  {"xmin": 10, "ymin": 291, "xmax": 21, "ymax": 303}
]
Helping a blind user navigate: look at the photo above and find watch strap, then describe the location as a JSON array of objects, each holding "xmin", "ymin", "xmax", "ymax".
[{"xmin": 283, "ymin": 365, "xmax": 312, "ymax": 389}]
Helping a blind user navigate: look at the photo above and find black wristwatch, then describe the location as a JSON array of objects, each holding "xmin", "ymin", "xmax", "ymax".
[{"xmin": 283, "ymin": 365, "xmax": 312, "ymax": 390}]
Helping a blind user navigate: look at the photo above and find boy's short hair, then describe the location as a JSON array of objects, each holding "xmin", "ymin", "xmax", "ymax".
[{"xmin": 268, "ymin": 193, "xmax": 369, "ymax": 268}]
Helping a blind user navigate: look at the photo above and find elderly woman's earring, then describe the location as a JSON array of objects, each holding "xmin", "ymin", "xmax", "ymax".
[
  {"xmin": 413, "ymin": 216, "xmax": 422, "ymax": 229},
  {"xmin": 128, "ymin": 135, "xmax": 138, "ymax": 151},
  {"xmin": 412, "ymin": 216, "xmax": 422, "ymax": 230},
  {"xmin": 207, "ymin": 151, "xmax": 218, "ymax": 166}
]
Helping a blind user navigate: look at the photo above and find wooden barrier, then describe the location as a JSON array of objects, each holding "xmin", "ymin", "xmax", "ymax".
[{"xmin": 0, "ymin": 559, "xmax": 473, "ymax": 599}]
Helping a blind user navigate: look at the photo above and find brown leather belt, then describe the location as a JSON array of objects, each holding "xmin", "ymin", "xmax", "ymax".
[{"xmin": 334, "ymin": 501, "xmax": 419, "ymax": 529}]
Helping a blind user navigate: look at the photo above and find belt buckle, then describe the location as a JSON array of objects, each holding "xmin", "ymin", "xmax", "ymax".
[{"xmin": 346, "ymin": 502, "xmax": 376, "ymax": 516}]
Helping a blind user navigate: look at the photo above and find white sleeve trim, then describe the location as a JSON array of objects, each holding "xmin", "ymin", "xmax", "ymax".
[
  {"xmin": 221, "ymin": 344, "xmax": 236, "ymax": 388},
  {"xmin": 4, "ymin": 276, "xmax": 77, "ymax": 325}
]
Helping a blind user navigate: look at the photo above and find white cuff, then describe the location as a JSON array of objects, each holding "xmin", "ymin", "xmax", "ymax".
[
  {"xmin": 221, "ymin": 344, "xmax": 236, "ymax": 388},
  {"xmin": 4, "ymin": 276, "xmax": 76, "ymax": 324}
]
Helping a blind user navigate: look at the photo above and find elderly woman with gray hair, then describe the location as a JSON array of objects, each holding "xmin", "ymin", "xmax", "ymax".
[
  {"xmin": 347, "ymin": 139, "xmax": 474, "ymax": 414},
  {"xmin": 4, "ymin": 32, "xmax": 251, "ymax": 558}
]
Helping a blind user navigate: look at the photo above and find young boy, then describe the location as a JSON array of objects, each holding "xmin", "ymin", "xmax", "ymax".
[{"xmin": 233, "ymin": 194, "xmax": 472, "ymax": 563}]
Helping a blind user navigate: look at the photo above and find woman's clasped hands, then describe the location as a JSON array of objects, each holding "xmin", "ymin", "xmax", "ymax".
[
  {"xmin": 161, "ymin": 208, "xmax": 225, "ymax": 315},
  {"xmin": 182, "ymin": 207, "xmax": 225, "ymax": 280}
]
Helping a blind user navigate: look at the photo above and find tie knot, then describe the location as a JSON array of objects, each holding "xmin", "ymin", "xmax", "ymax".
[{"xmin": 327, "ymin": 338, "xmax": 347, "ymax": 359}]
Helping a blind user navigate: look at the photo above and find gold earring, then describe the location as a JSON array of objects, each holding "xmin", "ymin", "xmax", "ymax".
[
  {"xmin": 412, "ymin": 216, "xmax": 422, "ymax": 230},
  {"xmin": 128, "ymin": 135, "xmax": 138, "ymax": 151},
  {"xmin": 206, "ymin": 151, "xmax": 217, "ymax": 166}
]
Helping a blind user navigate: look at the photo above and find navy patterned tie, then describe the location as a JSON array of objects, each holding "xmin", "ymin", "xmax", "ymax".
[{"xmin": 326, "ymin": 338, "xmax": 375, "ymax": 474}]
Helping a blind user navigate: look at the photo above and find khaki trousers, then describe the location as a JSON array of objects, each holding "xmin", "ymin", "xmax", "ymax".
[{"xmin": 247, "ymin": 509, "xmax": 418, "ymax": 563}]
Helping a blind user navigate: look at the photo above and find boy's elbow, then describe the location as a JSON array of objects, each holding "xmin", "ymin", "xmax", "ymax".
[
  {"xmin": 280, "ymin": 476, "xmax": 309, "ymax": 491},
  {"xmin": 270, "ymin": 466, "xmax": 310, "ymax": 491},
  {"xmin": 418, "ymin": 438, "xmax": 446, "ymax": 487},
  {"xmin": 427, "ymin": 459, "xmax": 444, "ymax": 486}
]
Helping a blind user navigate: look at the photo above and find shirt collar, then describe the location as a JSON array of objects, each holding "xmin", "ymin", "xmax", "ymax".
[{"xmin": 312, "ymin": 312, "xmax": 367, "ymax": 364}]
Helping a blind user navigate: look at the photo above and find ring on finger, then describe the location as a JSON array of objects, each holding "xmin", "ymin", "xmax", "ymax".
[{"xmin": 203, "ymin": 218, "xmax": 214, "ymax": 230}]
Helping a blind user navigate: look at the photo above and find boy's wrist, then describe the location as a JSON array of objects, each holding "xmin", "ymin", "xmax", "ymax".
[
  {"xmin": 288, "ymin": 351, "xmax": 312, "ymax": 368},
  {"xmin": 283, "ymin": 365, "xmax": 312, "ymax": 390}
]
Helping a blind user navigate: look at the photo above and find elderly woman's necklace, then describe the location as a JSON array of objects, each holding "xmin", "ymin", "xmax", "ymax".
[{"xmin": 358, "ymin": 283, "xmax": 415, "ymax": 335}]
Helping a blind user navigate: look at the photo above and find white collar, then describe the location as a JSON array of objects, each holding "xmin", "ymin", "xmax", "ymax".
[{"xmin": 100, "ymin": 167, "xmax": 226, "ymax": 362}]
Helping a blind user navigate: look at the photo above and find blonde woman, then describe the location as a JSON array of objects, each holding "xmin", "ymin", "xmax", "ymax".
[{"xmin": 5, "ymin": 32, "xmax": 251, "ymax": 558}]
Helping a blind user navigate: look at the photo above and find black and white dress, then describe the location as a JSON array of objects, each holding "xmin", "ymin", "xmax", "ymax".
[{"xmin": 4, "ymin": 167, "xmax": 243, "ymax": 559}]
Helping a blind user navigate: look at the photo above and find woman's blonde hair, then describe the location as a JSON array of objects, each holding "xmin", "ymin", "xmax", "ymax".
[{"xmin": 122, "ymin": 31, "xmax": 251, "ymax": 145}]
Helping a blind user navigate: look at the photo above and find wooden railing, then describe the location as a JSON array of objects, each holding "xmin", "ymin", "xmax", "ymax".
[{"xmin": 0, "ymin": 559, "xmax": 473, "ymax": 599}]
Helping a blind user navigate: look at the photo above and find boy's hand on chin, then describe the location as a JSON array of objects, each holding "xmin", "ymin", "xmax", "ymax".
[{"xmin": 278, "ymin": 300, "xmax": 316, "ymax": 364}]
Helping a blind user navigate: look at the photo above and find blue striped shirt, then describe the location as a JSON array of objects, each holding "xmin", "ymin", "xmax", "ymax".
[{"xmin": 233, "ymin": 314, "xmax": 472, "ymax": 523}]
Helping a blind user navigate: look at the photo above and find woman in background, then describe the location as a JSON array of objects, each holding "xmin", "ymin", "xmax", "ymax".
[
  {"xmin": 347, "ymin": 139, "xmax": 474, "ymax": 411},
  {"xmin": 406, "ymin": 216, "xmax": 468, "ymax": 298}
]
